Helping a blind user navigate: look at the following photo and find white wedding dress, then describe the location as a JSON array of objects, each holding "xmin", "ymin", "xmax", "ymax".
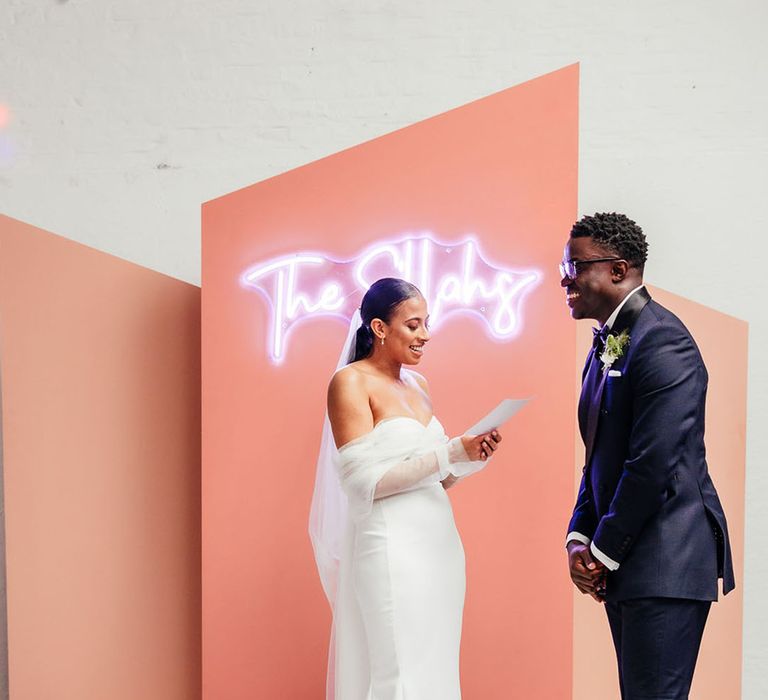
[{"xmin": 330, "ymin": 414, "xmax": 482, "ymax": 700}]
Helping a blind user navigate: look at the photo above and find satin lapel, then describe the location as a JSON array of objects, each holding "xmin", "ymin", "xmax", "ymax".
[
  {"xmin": 583, "ymin": 356, "xmax": 605, "ymax": 465},
  {"xmin": 580, "ymin": 350, "xmax": 592, "ymax": 383},
  {"xmin": 583, "ymin": 287, "xmax": 651, "ymax": 465},
  {"xmin": 578, "ymin": 349, "xmax": 597, "ymax": 445},
  {"xmin": 611, "ymin": 286, "xmax": 651, "ymax": 338}
]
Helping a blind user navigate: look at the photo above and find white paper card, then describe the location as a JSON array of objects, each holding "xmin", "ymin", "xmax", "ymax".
[{"xmin": 466, "ymin": 398, "xmax": 530, "ymax": 435}]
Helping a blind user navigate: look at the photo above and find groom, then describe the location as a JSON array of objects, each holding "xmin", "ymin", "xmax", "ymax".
[{"xmin": 562, "ymin": 212, "xmax": 734, "ymax": 699}]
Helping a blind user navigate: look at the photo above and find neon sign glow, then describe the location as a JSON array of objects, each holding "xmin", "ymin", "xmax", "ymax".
[{"xmin": 241, "ymin": 234, "xmax": 541, "ymax": 364}]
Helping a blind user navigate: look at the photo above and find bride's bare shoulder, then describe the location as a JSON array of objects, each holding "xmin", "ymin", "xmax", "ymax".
[
  {"xmin": 327, "ymin": 364, "xmax": 375, "ymax": 443},
  {"xmin": 330, "ymin": 363, "xmax": 365, "ymax": 386},
  {"xmin": 328, "ymin": 363, "xmax": 369, "ymax": 402}
]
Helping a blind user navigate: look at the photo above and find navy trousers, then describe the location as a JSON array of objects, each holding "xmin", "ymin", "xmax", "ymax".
[{"xmin": 605, "ymin": 597, "xmax": 711, "ymax": 700}]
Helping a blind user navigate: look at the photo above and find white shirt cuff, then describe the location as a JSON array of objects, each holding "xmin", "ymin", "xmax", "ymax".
[
  {"xmin": 565, "ymin": 531, "xmax": 591, "ymax": 548},
  {"xmin": 590, "ymin": 542, "xmax": 620, "ymax": 571}
]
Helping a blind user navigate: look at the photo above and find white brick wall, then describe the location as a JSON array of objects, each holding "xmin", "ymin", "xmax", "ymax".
[{"xmin": 2, "ymin": 1, "xmax": 766, "ymax": 695}]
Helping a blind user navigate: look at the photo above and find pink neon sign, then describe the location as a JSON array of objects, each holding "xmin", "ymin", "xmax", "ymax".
[{"xmin": 241, "ymin": 234, "xmax": 541, "ymax": 364}]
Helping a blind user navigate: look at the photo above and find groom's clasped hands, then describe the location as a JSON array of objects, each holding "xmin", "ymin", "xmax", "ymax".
[{"xmin": 566, "ymin": 541, "xmax": 607, "ymax": 602}]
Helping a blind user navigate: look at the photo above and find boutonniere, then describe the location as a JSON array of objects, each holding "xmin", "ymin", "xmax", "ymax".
[{"xmin": 600, "ymin": 329, "xmax": 630, "ymax": 373}]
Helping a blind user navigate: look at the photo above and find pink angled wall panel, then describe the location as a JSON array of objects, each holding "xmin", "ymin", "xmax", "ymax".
[{"xmin": 0, "ymin": 215, "xmax": 202, "ymax": 700}]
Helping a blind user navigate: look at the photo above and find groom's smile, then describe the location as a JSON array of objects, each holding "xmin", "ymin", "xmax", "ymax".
[{"xmin": 560, "ymin": 236, "xmax": 627, "ymax": 325}]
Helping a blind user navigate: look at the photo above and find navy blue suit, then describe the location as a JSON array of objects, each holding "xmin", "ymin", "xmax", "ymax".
[{"xmin": 569, "ymin": 288, "xmax": 734, "ymax": 698}]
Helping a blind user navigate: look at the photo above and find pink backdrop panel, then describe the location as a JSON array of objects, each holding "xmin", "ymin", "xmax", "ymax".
[
  {"xmin": 203, "ymin": 65, "xmax": 579, "ymax": 698},
  {"xmin": 0, "ymin": 215, "xmax": 202, "ymax": 700}
]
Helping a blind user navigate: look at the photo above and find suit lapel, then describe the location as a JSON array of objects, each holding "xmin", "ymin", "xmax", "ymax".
[
  {"xmin": 611, "ymin": 286, "xmax": 651, "ymax": 338},
  {"xmin": 578, "ymin": 350, "xmax": 599, "ymax": 447},
  {"xmin": 581, "ymin": 287, "xmax": 652, "ymax": 465},
  {"xmin": 583, "ymin": 355, "xmax": 606, "ymax": 464}
]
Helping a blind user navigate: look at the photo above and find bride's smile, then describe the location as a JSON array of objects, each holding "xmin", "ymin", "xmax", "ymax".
[{"xmin": 370, "ymin": 294, "xmax": 431, "ymax": 368}]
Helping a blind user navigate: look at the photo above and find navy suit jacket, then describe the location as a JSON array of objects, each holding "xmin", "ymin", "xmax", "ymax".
[{"xmin": 569, "ymin": 287, "xmax": 735, "ymax": 602}]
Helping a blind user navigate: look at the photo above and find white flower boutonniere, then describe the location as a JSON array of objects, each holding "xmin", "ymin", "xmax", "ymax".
[{"xmin": 600, "ymin": 329, "xmax": 630, "ymax": 373}]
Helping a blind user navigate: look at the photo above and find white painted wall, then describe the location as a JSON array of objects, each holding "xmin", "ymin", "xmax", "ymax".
[{"xmin": 2, "ymin": 0, "xmax": 766, "ymax": 695}]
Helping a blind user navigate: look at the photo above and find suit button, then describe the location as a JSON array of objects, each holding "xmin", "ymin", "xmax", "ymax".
[{"xmin": 601, "ymin": 409, "xmax": 609, "ymax": 415}]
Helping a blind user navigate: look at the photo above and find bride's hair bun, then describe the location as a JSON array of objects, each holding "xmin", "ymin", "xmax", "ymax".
[
  {"xmin": 353, "ymin": 323, "xmax": 373, "ymax": 362},
  {"xmin": 350, "ymin": 278, "xmax": 422, "ymax": 363}
]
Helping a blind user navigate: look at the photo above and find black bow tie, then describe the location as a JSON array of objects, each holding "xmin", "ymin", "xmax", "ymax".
[{"xmin": 592, "ymin": 326, "xmax": 609, "ymax": 352}]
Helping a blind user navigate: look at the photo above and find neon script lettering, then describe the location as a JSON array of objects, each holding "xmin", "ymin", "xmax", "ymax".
[{"xmin": 242, "ymin": 235, "xmax": 541, "ymax": 363}]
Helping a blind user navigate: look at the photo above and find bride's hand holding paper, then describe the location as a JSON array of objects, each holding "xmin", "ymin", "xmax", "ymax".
[
  {"xmin": 461, "ymin": 430, "xmax": 502, "ymax": 461},
  {"xmin": 441, "ymin": 398, "xmax": 529, "ymax": 484},
  {"xmin": 441, "ymin": 432, "xmax": 500, "ymax": 490},
  {"xmin": 460, "ymin": 397, "xmax": 529, "ymax": 461}
]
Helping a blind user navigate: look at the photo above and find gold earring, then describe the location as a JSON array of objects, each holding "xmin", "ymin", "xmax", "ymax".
[{"xmin": 380, "ymin": 336, "xmax": 385, "ymax": 346}]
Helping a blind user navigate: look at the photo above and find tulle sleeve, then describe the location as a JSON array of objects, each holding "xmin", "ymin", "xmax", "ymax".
[
  {"xmin": 442, "ymin": 437, "xmax": 488, "ymax": 478},
  {"xmin": 337, "ymin": 433, "xmax": 488, "ymax": 520}
]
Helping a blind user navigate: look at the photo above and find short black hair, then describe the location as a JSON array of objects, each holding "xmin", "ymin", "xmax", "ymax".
[{"xmin": 570, "ymin": 212, "xmax": 648, "ymax": 269}]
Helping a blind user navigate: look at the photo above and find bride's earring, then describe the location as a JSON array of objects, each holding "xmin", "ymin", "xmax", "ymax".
[{"xmin": 380, "ymin": 336, "xmax": 385, "ymax": 345}]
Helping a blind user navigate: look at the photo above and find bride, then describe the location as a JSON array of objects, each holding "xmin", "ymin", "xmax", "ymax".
[{"xmin": 310, "ymin": 277, "xmax": 503, "ymax": 700}]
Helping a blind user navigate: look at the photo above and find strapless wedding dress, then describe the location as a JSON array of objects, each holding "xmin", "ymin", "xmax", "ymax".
[{"xmin": 332, "ymin": 415, "xmax": 478, "ymax": 700}]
